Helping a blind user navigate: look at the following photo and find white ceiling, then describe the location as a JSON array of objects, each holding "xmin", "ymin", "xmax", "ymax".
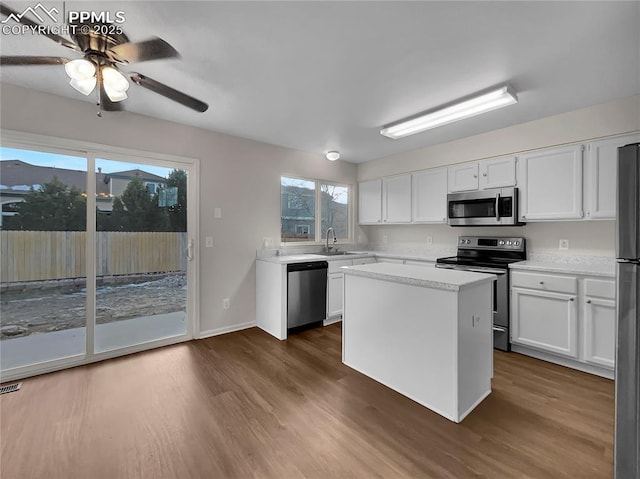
[{"xmin": 1, "ymin": 1, "xmax": 639, "ymax": 163}]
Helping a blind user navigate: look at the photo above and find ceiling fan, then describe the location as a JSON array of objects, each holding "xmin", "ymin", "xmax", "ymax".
[{"xmin": 0, "ymin": 2, "xmax": 208, "ymax": 113}]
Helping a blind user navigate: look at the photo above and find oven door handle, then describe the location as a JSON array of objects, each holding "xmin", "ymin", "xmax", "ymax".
[{"xmin": 495, "ymin": 193, "xmax": 501, "ymax": 221}]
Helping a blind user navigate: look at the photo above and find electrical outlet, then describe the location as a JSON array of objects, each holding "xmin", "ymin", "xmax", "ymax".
[
  {"xmin": 214, "ymin": 207, "xmax": 222, "ymax": 219},
  {"xmin": 263, "ymin": 237, "xmax": 274, "ymax": 248},
  {"xmin": 559, "ymin": 239, "xmax": 569, "ymax": 250},
  {"xmin": 382, "ymin": 235, "xmax": 389, "ymax": 245},
  {"xmin": 205, "ymin": 236, "xmax": 214, "ymax": 248},
  {"xmin": 223, "ymin": 298, "xmax": 230, "ymax": 310},
  {"xmin": 426, "ymin": 236, "xmax": 433, "ymax": 245}
]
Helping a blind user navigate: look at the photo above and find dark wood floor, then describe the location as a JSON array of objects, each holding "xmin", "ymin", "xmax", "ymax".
[{"xmin": 1, "ymin": 324, "xmax": 614, "ymax": 478}]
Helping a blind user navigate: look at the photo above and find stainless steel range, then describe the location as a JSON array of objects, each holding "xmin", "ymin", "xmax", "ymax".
[{"xmin": 436, "ymin": 236, "xmax": 526, "ymax": 351}]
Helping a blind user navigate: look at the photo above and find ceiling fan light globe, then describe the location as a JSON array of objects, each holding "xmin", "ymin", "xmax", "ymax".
[
  {"xmin": 65, "ymin": 59, "xmax": 95, "ymax": 81},
  {"xmin": 69, "ymin": 77, "xmax": 97, "ymax": 96},
  {"xmin": 102, "ymin": 66, "xmax": 130, "ymax": 93},
  {"xmin": 104, "ymin": 87, "xmax": 128, "ymax": 102}
]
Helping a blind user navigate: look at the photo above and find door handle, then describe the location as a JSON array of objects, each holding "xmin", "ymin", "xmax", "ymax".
[{"xmin": 187, "ymin": 238, "xmax": 194, "ymax": 261}]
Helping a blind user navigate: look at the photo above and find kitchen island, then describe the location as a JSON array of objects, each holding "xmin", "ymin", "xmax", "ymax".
[{"xmin": 341, "ymin": 262, "xmax": 495, "ymax": 423}]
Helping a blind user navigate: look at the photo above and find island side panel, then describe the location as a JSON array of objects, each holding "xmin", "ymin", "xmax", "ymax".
[
  {"xmin": 457, "ymin": 281, "xmax": 493, "ymax": 421},
  {"xmin": 256, "ymin": 260, "xmax": 287, "ymax": 340},
  {"xmin": 343, "ymin": 273, "xmax": 458, "ymax": 421}
]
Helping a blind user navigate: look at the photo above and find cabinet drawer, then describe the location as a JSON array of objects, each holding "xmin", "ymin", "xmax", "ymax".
[
  {"xmin": 511, "ymin": 271, "xmax": 577, "ymax": 294},
  {"xmin": 584, "ymin": 279, "xmax": 615, "ymax": 300},
  {"xmin": 328, "ymin": 259, "xmax": 353, "ymax": 273}
]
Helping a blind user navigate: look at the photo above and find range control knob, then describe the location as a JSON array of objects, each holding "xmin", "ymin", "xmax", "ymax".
[
  {"xmin": 466, "ymin": 239, "xmax": 471, "ymax": 244},
  {"xmin": 515, "ymin": 241, "xmax": 520, "ymax": 246},
  {"xmin": 506, "ymin": 241, "xmax": 512, "ymax": 245},
  {"xmin": 460, "ymin": 239, "xmax": 465, "ymax": 244},
  {"xmin": 499, "ymin": 240, "xmax": 505, "ymax": 245}
]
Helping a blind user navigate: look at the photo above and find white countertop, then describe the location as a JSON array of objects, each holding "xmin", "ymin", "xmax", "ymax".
[
  {"xmin": 342, "ymin": 262, "xmax": 496, "ymax": 291},
  {"xmin": 258, "ymin": 252, "xmax": 375, "ymax": 264},
  {"xmin": 509, "ymin": 260, "xmax": 616, "ymax": 278}
]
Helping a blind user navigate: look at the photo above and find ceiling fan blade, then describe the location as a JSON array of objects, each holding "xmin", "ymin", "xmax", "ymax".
[
  {"xmin": 129, "ymin": 73, "xmax": 208, "ymax": 112},
  {"xmin": 1, "ymin": 56, "xmax": 69, "ymax": 65},
  {"xmin": 109, "ymin": 38, "xmax": 179, "ymax": 64},
  {"xmin": 0, "ymin": 3, "xmax": 80, "ymax": 51}
]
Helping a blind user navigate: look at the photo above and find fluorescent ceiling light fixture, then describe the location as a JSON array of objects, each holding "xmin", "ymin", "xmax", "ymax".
[
  {"xmin": 325, "ymin": 151, "xmax": 340, "ymax": 161},
  {"xmin": 380, "ymin": 84, "xmax": 518, "ymax": 139}
]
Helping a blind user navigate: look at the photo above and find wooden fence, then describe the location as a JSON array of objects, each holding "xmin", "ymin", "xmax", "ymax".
[{"xmin": 0, "ymin": 231, "xmax": 187, "ymax": 283}]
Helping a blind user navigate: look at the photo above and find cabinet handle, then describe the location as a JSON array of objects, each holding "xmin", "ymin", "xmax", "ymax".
[
  {"xmin": 539, "ymin": 281, "xmax": 544, "ymax": 285},
  {"xmin": 473, "ymin": 174, "xmax": 478, "ymax": 178},
  {"xmin": 569, "ymin": 297, "xmax": 575, "ymax": 301},
  {"xmin": 586, "ymin": 300, "xmax": 592, "ymax": 304},
  {"xmin": 483, "ymin": 173, "xmax": 487, "ymax": 177}
]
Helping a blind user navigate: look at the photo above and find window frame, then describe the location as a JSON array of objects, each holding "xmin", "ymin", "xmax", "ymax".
[{"xmin": 280, "ymin": 175, "xmax": 353, "ymax": 246}]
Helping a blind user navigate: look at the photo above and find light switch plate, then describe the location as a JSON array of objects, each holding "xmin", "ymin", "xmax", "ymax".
[
  {"xmin": 205, "ymin": 237, "xmax": 214, "ymax": 248},
  {"xmin": 426, "ymin": 236, "xmax": 433, "ymax": 245},
  {"xmin": 214, "ymin": 207, "xmax": 222, "ymax": 219},
  {"xmin": 223, "ymin": 298, "xmax": 230, "ymax": 310},
  {"xmin": 559, "ymin": 239, "xmax": 569, "ymax": 250}
]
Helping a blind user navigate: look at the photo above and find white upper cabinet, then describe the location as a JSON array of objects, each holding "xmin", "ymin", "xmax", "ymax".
[
  {"xmin": 358, "ymin": 179, "xmax": 382, "ymax": 224},
  {"xmin": 448, "ymin": 163, "xmax": 479, "ymax": 192},
  {"xmin": 412, "ymin": 167, "xmax": 448, "ymax": 223},
  {"xmin": 383, "ymin": 174, "xmax": 412, "ymax": 223},
  {"xmin": 585, "ymin": 134, "xmax": 640, "ymax": 220},
  {"xmin": 479, "ymin": 156, "xmax": 517, "ymax": 189},
  {"xmin": 518, "ymin": 145, "xmax": 584, "ymax": 221}
]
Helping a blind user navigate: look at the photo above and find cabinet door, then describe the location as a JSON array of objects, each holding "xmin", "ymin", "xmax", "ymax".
[
  {"xmin": 518, "ymin": 145, "xmax": 584, "ymax": 220},
  {"xmin": 585, "ymin": 134, "xmax": 640, "ymax": 219},
  {"xmin": 359, "ymin": 179, "xmax": 382, "ymax": 224},
  {"xmin": 383, "ymin": 174, "xmax": 412, "ymax": 223},
  {"xmin": 448, "ymin": 163, "xmax": 479, "ymax": 192},
  {"xmin": 583, "ymin": 297, "xmax": 616, "ymax": 369},
  {"xmin": 511, "ymin": 287, "xmax": 578, "ymax": 358},
  {"xmin": 412, "ymin": 167, "xmax": 448, "ymax": 223},
  {"xmin": 479, "ymin": 156, "xmax": 517, "ymax": 189},
  {"xmin": 327, "ymin": 272, "xmax": 344, "ymax": 318}
]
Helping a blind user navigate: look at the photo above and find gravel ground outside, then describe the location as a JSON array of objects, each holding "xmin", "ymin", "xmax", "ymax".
[{"xmin": 0, "ymin": 273, "xmax": 186, "ymax": 339}]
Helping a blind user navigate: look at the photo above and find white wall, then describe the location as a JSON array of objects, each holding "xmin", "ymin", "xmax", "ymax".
[
  {"xmin": 0, "ymin": 83, "xmax": 359, "ymax": 336},
  {"xmin": 357, "ymin": 95, "xmax": 640, "ymax": 257}
]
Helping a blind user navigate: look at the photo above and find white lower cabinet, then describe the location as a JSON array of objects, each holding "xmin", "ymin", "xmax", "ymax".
[
  {"xmin": 327, "ymin": 272, "xmax": 344, "ymax": 318},
  {"xmin": 583, "ymin": 278, "xmax": 617, "ymax": 369},
  {"xmin": 327, "ymin": 257, "xmax": 375, "ymax": 320},
  {"xmin": 510, "ymin": 269, "xmax": 616, "ymax": 377},
  {"xmin": 583, "ymin": 297, "xmax": 616, "ymax": 368},
  {"xmin": 511, "ymin": 287, "xmax": 578, "ymax": 358}
]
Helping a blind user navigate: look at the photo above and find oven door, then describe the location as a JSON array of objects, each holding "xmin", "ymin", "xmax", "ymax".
[
  {"xmin": 447, "ymin": 188, "xmax": 519, "ymax": 226},
  {"xmin": 436, "ymin": 264, "xmax": 510, "ymax": 351}
]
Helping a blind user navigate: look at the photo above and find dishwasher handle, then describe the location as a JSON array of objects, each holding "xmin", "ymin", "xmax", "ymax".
[{"xmin": 287, "ymin": 261, "xmax": 328, "ymax": 272}]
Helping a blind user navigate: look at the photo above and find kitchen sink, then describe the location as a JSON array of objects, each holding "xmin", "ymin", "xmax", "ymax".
[{"xmin": 311, "ymin": 251, "xmax": 361, "ymax": 256}]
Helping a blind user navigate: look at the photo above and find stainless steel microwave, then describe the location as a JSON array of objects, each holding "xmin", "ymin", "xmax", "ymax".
[{"xmin": 447, "ymin": 187, "xmax": 524, "ymax": 226}]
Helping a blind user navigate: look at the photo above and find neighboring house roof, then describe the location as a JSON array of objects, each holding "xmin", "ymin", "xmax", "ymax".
[
  {"xmin": 106, "ymin": 169, "xmax": 166, "ymax": 183},
  {"xmin": 0, "ymin": 160, "xmax": 164, "ymax": 197},
  {"xmin": 0, "ymin": 159, "xmax": 99, "ymax": 193}
]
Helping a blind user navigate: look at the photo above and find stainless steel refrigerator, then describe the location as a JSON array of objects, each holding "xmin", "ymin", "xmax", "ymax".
[{"xmin": 615, "ymin": 142, "xmax": 640, "ymax": 478}]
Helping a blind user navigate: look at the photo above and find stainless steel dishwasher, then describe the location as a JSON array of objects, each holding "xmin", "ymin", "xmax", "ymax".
[{"xmin": 287, "ymin": 261, "xmax": 328, "ymax": 330}]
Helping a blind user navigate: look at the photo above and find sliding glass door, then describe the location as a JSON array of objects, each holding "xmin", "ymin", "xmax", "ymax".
[
  {"xmin": 93, "ymin": 158, "xmax": 189, "ymax": 353},
  {"xmin": 0, "ymin": 147, "xmax": 88, "ymax": 369},
  {"xmin": 0, "ymin": 141, "xmax": 196, "ymax": 380}
]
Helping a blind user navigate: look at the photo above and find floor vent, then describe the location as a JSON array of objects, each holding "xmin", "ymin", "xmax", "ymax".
[{"xmin": 0, "ymin": 383, "xmax": 22, "ymax": 395}]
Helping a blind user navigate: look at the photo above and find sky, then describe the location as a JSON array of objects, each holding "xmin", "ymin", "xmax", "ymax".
[{"xmin": 0, "ymin": 147, "xmax": 174, "ymax": 178}]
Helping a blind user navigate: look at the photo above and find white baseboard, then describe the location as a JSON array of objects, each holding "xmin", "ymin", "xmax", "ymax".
[
  {"xmin": 197, "ymin": 321, "xmax": 256, "ymax": 339},
  {"xmin": 323, "ymin": 317, "xmax": 342, "ymax": 326},
  {"xmin": 511, "ymin": 345, "xmax": 614, "ymax": 380}
]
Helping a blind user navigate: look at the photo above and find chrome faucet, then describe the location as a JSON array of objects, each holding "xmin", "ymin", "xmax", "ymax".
[{"xmin": 326, "ymin": 227, "xmax": 337, "ymax": 252}]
